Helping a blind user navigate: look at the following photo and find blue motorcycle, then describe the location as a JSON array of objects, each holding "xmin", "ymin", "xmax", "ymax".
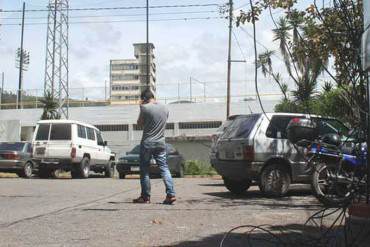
[{"xmin": 308, "ymin": 134, "xmax": 367, "ymax": 206}]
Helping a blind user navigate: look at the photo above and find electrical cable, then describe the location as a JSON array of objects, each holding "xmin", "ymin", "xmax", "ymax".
[
  {"xmin": 0, "ymin": 16, "xmax": 224, "ymax": 26},
  {"xmin": 0, "ymin": 3, "xmax": 221, "ymax": 13}
]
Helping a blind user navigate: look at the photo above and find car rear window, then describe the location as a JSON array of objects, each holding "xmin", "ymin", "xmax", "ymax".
[
  {"xmin": 266, "ymin": 116, "xmax": 305, "ymax": 139},
  {"xmin": 35, "ymin": 124, "xmax": 50, "ymax": 140},
  {"xmin": 0, "ymin": 142, "xmax": 25, "ymax": 151},
  {"xmin": 50, "ymin": 124, "xmax": 71, "ymax": 140},
  {"xmin": 220, "ymin": 114, "xmax": 261, "ymax": 139}
]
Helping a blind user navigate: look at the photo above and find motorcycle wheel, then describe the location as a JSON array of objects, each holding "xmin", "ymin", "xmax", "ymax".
[{"xmin": 311, "ymin": 162, "xmax": 352, "ymax": 207}]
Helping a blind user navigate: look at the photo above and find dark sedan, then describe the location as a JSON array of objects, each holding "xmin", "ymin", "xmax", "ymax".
[
  {"xmin": 116, "ymin": 144, "xmax": 185, "ymax": 179},
  {"xmin": 0, "ymin": 142, "xmax": 34, "ymax": 178}
]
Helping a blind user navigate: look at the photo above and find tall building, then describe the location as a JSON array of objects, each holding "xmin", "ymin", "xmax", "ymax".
[{"xmin": 110, "ymin": 43, "xmax": 156, "ymax": 103}]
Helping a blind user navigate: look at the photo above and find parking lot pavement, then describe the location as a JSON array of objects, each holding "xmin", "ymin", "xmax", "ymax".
[{"xmin": 0, "ymin": 177, "xmax": 322, "ymax": 247}]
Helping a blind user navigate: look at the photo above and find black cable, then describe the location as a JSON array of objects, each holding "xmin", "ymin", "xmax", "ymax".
[
  {"xmin": 0, "ymin": 4, "xmax": 221, "ymax": 13},
  {"xmin": 0, "ymin": 16, "xmax": 224, "ymax": 26}
]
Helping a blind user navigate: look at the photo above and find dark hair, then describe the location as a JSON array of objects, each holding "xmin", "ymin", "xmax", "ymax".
[{"xmin": 140, "ymin": 88, "xmax": 154, "ymax": 101}]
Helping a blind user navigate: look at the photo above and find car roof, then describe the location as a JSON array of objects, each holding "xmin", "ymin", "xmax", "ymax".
[
  {"xmin": 232, "ymin": 112, "xmax": 336, "ymax": 120},
  {"xmin": 37, "ymin": 119, "xmax": 98, "ymax": 131}
]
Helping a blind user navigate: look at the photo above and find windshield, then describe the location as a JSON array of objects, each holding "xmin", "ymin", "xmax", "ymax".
[
  {"xmin": 0, "ymin": 142, "xmax": 25, "ymax": 151},
  {"xmin": 129, "ymin": 145, "xmax": 140, "ymax": 154}
]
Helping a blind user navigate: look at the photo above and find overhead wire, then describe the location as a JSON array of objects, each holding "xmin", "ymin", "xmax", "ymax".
[{"xmin": 0, "ymin": 3, "xmax": 221, "ymax": 13}]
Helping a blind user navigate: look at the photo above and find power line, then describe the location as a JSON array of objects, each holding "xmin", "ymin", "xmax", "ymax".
[
  {"xmin": 0, "ymin": 4, "xmax": 221, "ymax": 13},
  {"xmin": 0, "ymin": 16, "xmax": 223, "ymax": 26},
  {"xmin": 0, "ymin": 10, "xmax": 218, "ymax": 20}
]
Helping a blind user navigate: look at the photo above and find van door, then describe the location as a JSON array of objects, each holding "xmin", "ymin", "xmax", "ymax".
[
  {"xmin": 85, "ymin": 127, "xmax": 98, "ymax": 165},
  {"xmin": 95, "ymin": 130, "xmax": 108, "ymax": 165},
  {"xmin": 33, "ymin": 123, "xmax": 51, "ymax": 159},
  {"xmin": 47, "ymin": 123, "xmax": 73, "ymax": 159}
]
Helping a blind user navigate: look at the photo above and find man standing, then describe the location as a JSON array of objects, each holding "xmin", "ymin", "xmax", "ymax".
[{"xmin": 133, "ymin": 89, "xmax": 176, "ymax": 204}]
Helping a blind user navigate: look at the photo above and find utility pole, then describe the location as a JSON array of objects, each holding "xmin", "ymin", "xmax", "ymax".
[
  {"xmin": 146, "ymin": 0, "xmax": 150, "ymax": 89},
  {"xmin": 17, "ymin": 2, "xmax": 26, "ymax": 109},
  {"xmin": 0, "ymin": 72, "xmax": 4, "ymax": 109},
  {"xmin": 190, "ymin": 77, "xmax": 192, "ymax": 102},
  {"xmin": 226, "ymin": 0, "xmax": 233, "ymax": 118}
]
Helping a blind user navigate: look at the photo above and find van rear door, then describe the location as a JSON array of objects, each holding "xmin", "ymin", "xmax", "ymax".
[
  {"xmin": 47, "ymin": 123, "xmax": 73, "ymax": 159},
  {"xmin": 33, "ymin": 123, "xmax": 51, "ymax": 158}
]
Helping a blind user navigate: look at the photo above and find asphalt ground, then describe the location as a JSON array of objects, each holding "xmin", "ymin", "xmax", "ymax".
[{"xmin": 0, "ymin": 175, "xmax": 325, "ymax": 247}]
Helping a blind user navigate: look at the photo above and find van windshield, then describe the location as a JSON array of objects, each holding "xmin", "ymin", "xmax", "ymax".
[
  {"xmin": 50, "ymin": 124, "xmax": 71, "ymax": 140},
  {"xmin": 220, "ymin": 114, "xmax": 261, "ymax": 139}
]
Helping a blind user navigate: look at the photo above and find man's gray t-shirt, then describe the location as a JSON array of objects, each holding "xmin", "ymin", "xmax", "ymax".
[{"xmin": 139, "ymin": 102, "xmax": 169, "ymax": 148}]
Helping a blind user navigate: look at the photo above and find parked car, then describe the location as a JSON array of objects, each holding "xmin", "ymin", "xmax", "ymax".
[
  {"xmin": 116, "ymin": 144, "xmax": 185, "ymax": 179},
  {"xmin": 0, "ymin": 142, "xmax": 34, "ymax": 178},
  {"xmin": 32, "ymin": 120, "xmax": 115, "ymax": 179},
  {"xmin": 210, "ymin": 113, "xmax": 349, "ymax": 196}
]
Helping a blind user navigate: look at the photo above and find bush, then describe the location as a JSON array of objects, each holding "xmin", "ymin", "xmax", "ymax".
[{"xmin": 184, "ymin": 160, "xmax": 216, "ymax": 176}]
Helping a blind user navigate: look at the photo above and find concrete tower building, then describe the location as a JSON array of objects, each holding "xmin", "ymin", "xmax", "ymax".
[{"xmin": 110, "ymin": 43, "xmax": 156, "ymax": 104}]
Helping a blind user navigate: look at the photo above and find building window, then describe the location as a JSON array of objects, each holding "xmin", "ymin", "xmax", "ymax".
[
  {"xmin": 179, "ymin": 121, "xmax": 222, "ymax": 129},
  {"xmin": 111, "ymin": 64, "xmax": 139, "ymax": 71},
  {"xmin": 111, "ymin": 85, "xmax": 140, "ymax": 91},
  {"xmin": 111, "ymin": 74, "xmax": 139, "ymax": 81},
  {"xmin": 95, "ymin": 124, "xmax": 129, "ymax": 132}
]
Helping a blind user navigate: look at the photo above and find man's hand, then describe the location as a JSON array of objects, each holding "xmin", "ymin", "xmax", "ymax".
[{"xmin": 137, "ymin": 105, "xmax": 144, "ymax": 126}]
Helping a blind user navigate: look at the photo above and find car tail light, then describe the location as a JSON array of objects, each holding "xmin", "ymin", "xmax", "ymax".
[
  {"xmin": 2, "ymin": 153, "xmax": 20, "ymax": 160},
  {"xmin": 71, "ymin": 147, "xmax": 77, "ymax": 159},
  {"xmin": 243, "ymin": 145, "xmax": 254, "ymax": 162}
]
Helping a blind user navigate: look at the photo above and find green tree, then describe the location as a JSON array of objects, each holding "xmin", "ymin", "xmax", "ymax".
[{"xmin": 40, "ymin": 91, "xmax": 61, "ymax": 120}]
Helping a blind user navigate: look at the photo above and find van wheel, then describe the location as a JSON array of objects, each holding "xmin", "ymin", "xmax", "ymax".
[
  {"xmin": 105, "ymin": 161, "xmax": 115, "ymax": 178},
  {"xmin": 119, "ymin": 172, "xmax": 126, "ymax": 179},
  {"xmin": 223, "ymin": 177, "xmax": 251, "ymax": 195},
  {"xmin": 260, "ymin": 164, "xmax": 291, "ymax": 197},
  {"xmin": 72, "ymin": 157, "xmax": 90, "ymax": 179},
  {"xmin": 18, "ymin": 162, "xmax": 33, "ymax": 178}
]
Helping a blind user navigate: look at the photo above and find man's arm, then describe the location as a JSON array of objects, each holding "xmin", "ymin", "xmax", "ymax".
[{"xmin": 137, "ymin": 105, "xmax": 144, "ymax": 127}]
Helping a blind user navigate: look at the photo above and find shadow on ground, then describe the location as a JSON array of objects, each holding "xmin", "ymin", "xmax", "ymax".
[{"xmin": 159, "ymin": 222, "xmax": 368, "ymax": 247}]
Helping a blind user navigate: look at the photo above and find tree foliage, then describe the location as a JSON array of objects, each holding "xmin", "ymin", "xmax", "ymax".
[
  {"xmin": 40, "ymin": 91, "xmax": 61, "ymax": 120},
  {"xmin": 237, "ymin": 0, "xmax": 365, "ymax": 127}
]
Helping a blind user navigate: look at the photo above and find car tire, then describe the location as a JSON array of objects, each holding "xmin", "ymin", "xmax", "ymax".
[
  {"xmin": 105, "ymin": 161, "xmax": 115, "ymax": 178},
  {"xmin": 18, "ymin": 161, "xmax": 33, "ymax": 178},
  {"xmin": 118, "ymin": 172, "xmax": 126, "ymax": 179},
  {"xmin": 177, "ymin": 165, "xmax": 185, "ymax": 178},
  {"xmin": 72, "ymin": 157, "xmax": 90, "ymax": 179},
  {"xmin": 259, "ymin": 164, "xmax": 291, "ymax": 197},
  {"xmin": 223, "ymin": 177, "xmax": 251, "ymax": 195}
]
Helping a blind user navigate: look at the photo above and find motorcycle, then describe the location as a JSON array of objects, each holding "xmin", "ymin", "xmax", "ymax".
[
  {"xmin": 286, "ymin": 118, "xmax": 367, "ymax": 207},
  {"xmin": 307, "ymin": 135, "xmax": 367, "ymax": 207}
]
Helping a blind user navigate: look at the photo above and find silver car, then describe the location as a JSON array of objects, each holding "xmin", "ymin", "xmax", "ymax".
[
  {"xmin": 210, "ymin": 113, "xmax": 349, "ymax": 196},
  {"xmin": 0, "ymin": 142, "xmax": 34, "ymax": 178}
]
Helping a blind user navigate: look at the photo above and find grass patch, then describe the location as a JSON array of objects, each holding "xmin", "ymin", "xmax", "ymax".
[{"xmin": 184, "ymin": 160, "xmax": 217, "ymax": 176}]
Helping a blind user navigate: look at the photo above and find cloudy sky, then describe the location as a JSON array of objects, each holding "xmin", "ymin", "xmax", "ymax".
[{"xmin": 0, "ymin": 0, "xmax": 320, "ymax": 102}]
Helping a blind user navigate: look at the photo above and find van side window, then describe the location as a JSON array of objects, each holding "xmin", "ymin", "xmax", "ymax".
[
  {"xmin": 86, "ymin": 127, "xmax": 95, "ymax": 140},
  {"xmin": 78, "ymin": 125, "xmax": 87, "ymax": 139},
  {"xmin": 96, "ymin": 131, "xmax": 104, "ymax": 146},
  {"xmin": 50, "ymin": 124, "xmax": 71, "ymax": 140},
  {"xmin": 35, "ymin": 124, "xmax": 50, "ymax": 140},
  {"xmin": 266, "ymin": 116, "xmax": 304, "ymax": 139}
]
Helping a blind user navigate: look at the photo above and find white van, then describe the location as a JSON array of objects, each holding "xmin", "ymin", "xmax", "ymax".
[{"xmin": 32, "ymin": 120, "xmax": 115, "ymax": 179}]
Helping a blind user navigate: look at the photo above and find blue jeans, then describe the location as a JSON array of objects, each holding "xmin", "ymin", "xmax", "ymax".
[{"xmin": 139, "ymin": 145, "xmax": 175, "ymax": 198}]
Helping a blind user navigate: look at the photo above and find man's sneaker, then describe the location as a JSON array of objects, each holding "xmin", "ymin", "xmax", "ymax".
[
  {"xmin": 133, "ymin": 196, "xmax": 150, "ymax": 204},
  {"xmin": 163, "ymin": 195, "xmax": 176, "ymax": 205}
]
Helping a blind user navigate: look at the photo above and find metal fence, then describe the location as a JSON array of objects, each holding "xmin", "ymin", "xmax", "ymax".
[{"xmin": 0, "ymin": 81, "xmax": 285, "ymax": 109}]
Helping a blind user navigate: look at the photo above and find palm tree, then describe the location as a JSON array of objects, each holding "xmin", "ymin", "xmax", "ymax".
[
  {"xmin": 258, "ymin": 50, "xmax": 288, "ymax": 100},
  {"xmin": 39, "ymin": 91, "xmax": 61, "ymax": 120}
]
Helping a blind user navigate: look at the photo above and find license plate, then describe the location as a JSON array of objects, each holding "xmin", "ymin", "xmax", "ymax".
[
  {"xmin": 130, "ymin": 167, "xmax": 140, "ymax": 172},
  {"xmin": 36, "ymin": 147, "xmax": 46, "ymax": 155}
]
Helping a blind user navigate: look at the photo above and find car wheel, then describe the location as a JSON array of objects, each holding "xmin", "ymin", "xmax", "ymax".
[
  {"xmin": 105, "ymin": 161, "xmax": 115, "ymax": 178},
  {"xmin": 19, "ymin": 162, "xmax": 33, "ymax": 178},
  {"xmin": 72, "ymin": 157, "xmax": 90, "ymax": 179},
  {"xmin": 260, "ymin": 164, "xmax": 291, "ymax": 197},
  {"xmin": 177, "ymin": 165, "xmax": 185, "ymax": 178},
  {"xmin": 119, "ymin": 172, "xmax": 126, "ymax": 179},
  {"xmin": 223, "ymin": 177, "xmax": 251, "ymax": 195}
]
